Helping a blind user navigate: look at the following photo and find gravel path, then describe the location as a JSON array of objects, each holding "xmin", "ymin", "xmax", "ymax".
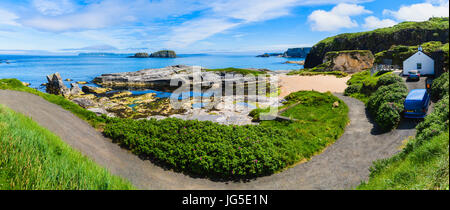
[{"xmin": 0, "ymin": 89, "xmax": 417, "ymax": 189}]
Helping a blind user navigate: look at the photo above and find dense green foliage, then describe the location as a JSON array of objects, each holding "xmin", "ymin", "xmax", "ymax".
[
  {"xmin": 375, "ymin": 41, "xmax": 449, "ymax": 67},
  {"xmin": 205, "ymin": 67, "xmax": 266, "ymax": 76},
  {"xmin": 103, "ymin": 91, "xmax": 349, "ymax": 178},
  {"xmin": 305, "ymin": 17, "xmax": 449, "ymax": 68},
  {"xmin": 359, "ymin": 74, "xmax": 449, "ymax": 189},
  {"xmin": 367, "ymin": 74, "xmax": 408, "ymax": 131},
  {"xmin": 0, "ymin": 105, "xmax": 134, "ymax": 190},
  {"xmin": 0, "ymin": 79, "xmax": 106, "ymax": 128},
  {"xmin": 430, "ymin": 72, "xmax": 449, "ymax": 102},
  {"xmin": 344, "ymin": 70, "xmax": 391, "ymax": 103}
]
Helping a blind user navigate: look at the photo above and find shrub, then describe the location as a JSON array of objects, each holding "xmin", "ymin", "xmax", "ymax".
[
  {"xmin": 430, "ymin": 72, "xmax": 449, "ymax": 102},
  {"xmin": 367, "ymin": 79, "xmax": 408, "ymax": 131},
  {"xmin": 103, "ymin": 91, "xmax": 349, "ymax": 179},
  {"xmin": 375, "ymin": 102, "xmax": 403, "ymax": 131},
  {"xmin": 376, "ymin": 74, "xmax": 404, "ymax": 88},
  {"xmin": 344, "ymin": 84, "xmax": 362, "ymax": 96}
]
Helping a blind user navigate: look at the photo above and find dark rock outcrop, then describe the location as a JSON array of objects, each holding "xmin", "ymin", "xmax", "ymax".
[
  {"xmin": 305, "ymin": 17, "xmax": 449, "ymax": 68},
  {"xmin": 46, "ymin": 73, "xmax": 70, "ymax": 97},
  {"xmin": 129, "ymin": 52, "xmax": 150, "ymax": 58},
  {"xmin": 150, "ymin": 50, "xmax": 176, "ymax": 58},
  {"xmin": 283, "ymin": 48, "xmax": 311, "ymax": 58}
]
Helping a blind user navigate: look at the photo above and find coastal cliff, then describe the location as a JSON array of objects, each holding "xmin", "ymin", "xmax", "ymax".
[
  {"xmin": 305, "ymin": 17, "xmax": 449, "ymax": 68},
  {"xmin": 323, "ymin": 50, "xmax": 374, "ymax": 73},
  {"xmin": 283, "ymin": 47, "xmax": 311, "ymax": 58}
]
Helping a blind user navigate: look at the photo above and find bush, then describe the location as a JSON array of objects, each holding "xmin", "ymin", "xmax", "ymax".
[
  {"xmin": 376, "ymin": 73, "xmax": 404, "ymax": 88},
  {"xmin": 344, "ymin": 84, "xmax": 362, "ymax": 96},
  {"xmin": 367, "ymin": 79, "xmax": 408, "ymax": 131},
  {"xmin": 430, "ymin": 72, "xmax": 449, "ymax": 102},
  {"xmin": 103, "ymin": 91, "xmax": 349, "ymax": 179},
  {"xmin": 375, "ymin": 102, "xmax": 403, "ymax": 131}
]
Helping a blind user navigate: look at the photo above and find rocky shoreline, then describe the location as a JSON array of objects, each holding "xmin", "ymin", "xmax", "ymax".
[{"xmin": 44, "ymin": 65, "xmax": 281, "ymax": 125}]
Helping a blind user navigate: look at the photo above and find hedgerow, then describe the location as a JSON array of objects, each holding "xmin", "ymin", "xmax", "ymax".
[
  {"xmin": 367, "ymin": 74, "xmax": 408, "ymax": 131},
  {"xmin": 103, "ymin": 91, "xmax": 349, "ymax": 179}
]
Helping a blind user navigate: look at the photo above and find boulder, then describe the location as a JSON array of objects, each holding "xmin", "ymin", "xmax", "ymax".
[
  {"xmin": 22, "ymin": 82, "xmax": 30, "ymax": 87},
  {"xmin": 81, "ymin": 86, "xmax": 111, "ymax": 94},
  {"xmin": 72, "ymin": 98, "xmax": 96, "ymax": 108},
  {"xmin": 46, "ymin": 73, "xmax": 71, "ymax": 97},
  {"xmin": 70, "ymin": 83, "xmax": 83, "ymax": 96},
  {"xmin": 333, "ymin": 101, "xmax": 340, "ymax": 108},
  {"xmin": 76, "ymin": 81, "xmax": 88, "ymax": 85}
]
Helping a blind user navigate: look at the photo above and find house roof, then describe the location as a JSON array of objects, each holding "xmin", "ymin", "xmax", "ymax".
[{"xmin": 405, "ymin": 51, "xmax": 434, "ymax": 62}]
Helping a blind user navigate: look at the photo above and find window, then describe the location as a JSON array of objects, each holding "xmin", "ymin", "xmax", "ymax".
[{"xmin": 417, "ymin": 63, "xmax": 422, "ymax": 70}]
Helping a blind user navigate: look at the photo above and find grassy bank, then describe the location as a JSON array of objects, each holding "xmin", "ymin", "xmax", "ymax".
[
  {"xmin": 0, "ymin": 79, "xmax": 105, "ymax": 128},
  {"xmin": 0, "ymin": 105, "xmax": 134, "ymax": 190},
  {"xmin": 103, "ymin": 91, "xmax": 349, "ymax": 178}
]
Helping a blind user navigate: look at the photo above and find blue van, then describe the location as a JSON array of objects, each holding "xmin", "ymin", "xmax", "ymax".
[{"xmin": 403, "ymin": 89, "xmax": 431, "ymax": 119}]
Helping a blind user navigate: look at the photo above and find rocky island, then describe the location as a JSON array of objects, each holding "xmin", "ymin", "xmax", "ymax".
[{"xmin": 129, "ymin": 50, "xmax": 177, "ymax": 58}]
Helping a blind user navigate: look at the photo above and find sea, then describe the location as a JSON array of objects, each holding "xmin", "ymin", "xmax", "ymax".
[{"xmin": 0, "ymin": 54, "xmax": 304, "ymax": 96}]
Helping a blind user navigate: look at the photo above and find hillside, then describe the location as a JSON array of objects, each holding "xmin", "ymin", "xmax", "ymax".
[{"xmin": 305, "ymin": 17, "xmax": 449, "ymax": 68}]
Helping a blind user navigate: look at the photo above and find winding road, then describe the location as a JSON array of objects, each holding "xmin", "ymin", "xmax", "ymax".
[{"xmin": 0, "ymin": 84, "xmax": 419, "ymax": 189}]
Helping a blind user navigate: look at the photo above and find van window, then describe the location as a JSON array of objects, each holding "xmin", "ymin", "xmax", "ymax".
[{"xmin": 417, "ymin": 63, "xmax": 422, "ymax": 69}]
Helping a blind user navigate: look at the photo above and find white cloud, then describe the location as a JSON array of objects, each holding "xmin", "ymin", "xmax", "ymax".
[
  {"xmin": 166, "ymin": 18, "xmax": 239, "ymax": 48},
  {"xmin": 363, "ymin": 16, "xmax": 397, "ymax": 29},
  {"xmin": 308, "ymin": 3, "xmax": 372, "ymax": 31},
  {"xmin": 383, "ymin": 1, "xmax": 449, "ymax": 21},
  {"xmin": 32, "ymin": 0, "xmax": 76, "ymax": 16},
  {"xmin": 0, "ymin": 9, "xmax": 20, "ymax": 26}
]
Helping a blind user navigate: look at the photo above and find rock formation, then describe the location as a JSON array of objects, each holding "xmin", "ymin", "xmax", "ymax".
[
  {"xmin": 283, "ymin": 48, "xmax": 311, "ymax": 58},
  {"xmin": 129, "ymin": 52, "xmax": 150, "ymax": 58},
  {"xmin": 322, "ymin": 50, "xmax": 374, "ymax": 73},
  {"xmin": 150, "ymin": 50, "xmax": 177, "ymax": 58},
  {"xmin": 46, "ymin": 73, "xmax": 71, "ymax": 97}
]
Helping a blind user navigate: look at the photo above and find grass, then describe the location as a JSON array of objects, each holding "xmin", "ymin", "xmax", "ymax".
[
  {"xmin": 0, "ymin": 79, "xmax": 105, "ymax": 128},
  {"xmin": 357, "ymin": 132, "xmax": 449, "ymax": 190},
  {"xmin": 0, "ymin": 105, "xmax": 134, "ymax": 190},
  {"xmin": 205, "ymin": 67, "xmax": 266, "ymax": 76}
]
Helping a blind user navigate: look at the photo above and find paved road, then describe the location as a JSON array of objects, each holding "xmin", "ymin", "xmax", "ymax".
[{"xmin": 0, "ymin": 90, "xmax": 417, "ymax": 189}]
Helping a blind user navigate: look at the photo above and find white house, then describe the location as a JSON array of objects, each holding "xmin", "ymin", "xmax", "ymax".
[{"xmin": 403, "ymin": 49, "xmax": 435, "ymax": 76}]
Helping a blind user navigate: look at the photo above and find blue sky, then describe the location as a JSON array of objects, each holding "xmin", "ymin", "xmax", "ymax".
[{"xmin": 0, "ymin": 0, "xmax": 448, "ymax": 54}]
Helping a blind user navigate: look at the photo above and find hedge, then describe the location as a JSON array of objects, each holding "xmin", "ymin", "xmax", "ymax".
[{"xmin": 367, "ymin": 74, "xmax": 408, "ymax": 131}]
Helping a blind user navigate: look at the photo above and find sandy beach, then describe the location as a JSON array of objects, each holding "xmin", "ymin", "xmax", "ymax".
[{"xmin": 278, "ymin": 74, "xmax": 350, "ymax": 98}]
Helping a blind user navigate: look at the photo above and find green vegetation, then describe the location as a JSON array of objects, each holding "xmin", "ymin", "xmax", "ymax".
[
  {"xmin": 287, "ymin": 62, "xmax": 349, "ymax": 78},
  {"xmin": 0, "ymin": 79, "xmax": 106, "ymax": 128},
  {"xmin": 103, "ymin": 91, "xmax": 348, "ymax": 178},
  {"xmin": 375, "ymin": 41, "xmax": 449, "ymax": 67},
  {"xmin": 205, "ymin": 67, "xmax": 266, "ymax": 76},
  {"xmin": 0, "ymin": 105, "xmax": 134, "ymax": 190},
  {"xmin": 358, "ymin": 74, "xmax": 449, "ymax": 189},
  {"xmin": 305, "ymin": 17, "xmax": 449, "ymax": 68},
  {"xmin": 367, "ymin": 74, "xmax": 408, "ymax": 131},
  {"xmin": 344, "ymin": 70, "xmax": 392, "ymax": 103},
  {"xmin": 430, "ymin": 72, "xmax": 449, "ymax": 102}
]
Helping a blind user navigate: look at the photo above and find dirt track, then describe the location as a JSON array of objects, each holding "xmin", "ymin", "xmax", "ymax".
[{"xmin": 0, "ymin": 90, "xmax": 417, "ymax": 189}]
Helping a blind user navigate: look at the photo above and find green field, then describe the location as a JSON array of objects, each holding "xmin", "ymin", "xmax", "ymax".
[{"xmin": 0, "ymin": 105, "xmax": 134, "ymax": 190}]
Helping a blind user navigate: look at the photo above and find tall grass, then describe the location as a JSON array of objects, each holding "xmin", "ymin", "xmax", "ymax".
[{"xmin": 0, "ymin": 105, "xmax": 134, "ymax": 190}]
